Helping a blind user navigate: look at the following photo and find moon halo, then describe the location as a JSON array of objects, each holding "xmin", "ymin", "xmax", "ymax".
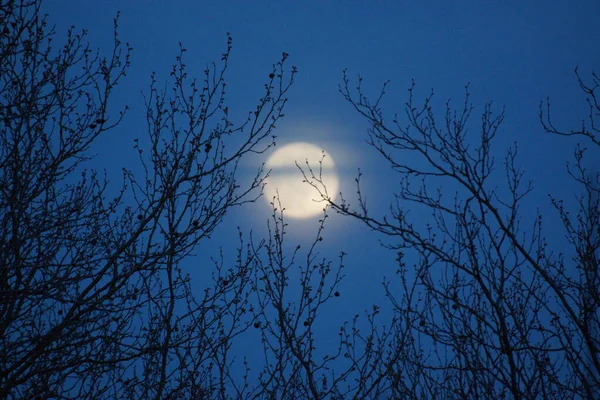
[{"xmin": 264, "ymin": 142, "xmax": 339, "ymax": 219}]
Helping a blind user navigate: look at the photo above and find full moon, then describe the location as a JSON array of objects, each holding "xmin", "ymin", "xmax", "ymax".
[{"xmin": 264, "ymin": 142, "xmax": 339, "ymax": 219}]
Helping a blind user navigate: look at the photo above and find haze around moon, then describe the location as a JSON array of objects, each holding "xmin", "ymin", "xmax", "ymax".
[{"xmin": 264, "ymin": 142, "xmax": 339, "ymax": 219}]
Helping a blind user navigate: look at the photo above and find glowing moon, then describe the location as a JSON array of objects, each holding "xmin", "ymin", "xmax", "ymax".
[{"xmin": 264, "ymin": 142, "xmax": 339, "ymax": 219}]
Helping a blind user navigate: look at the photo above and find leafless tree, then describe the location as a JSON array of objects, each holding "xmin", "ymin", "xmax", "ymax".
[
  {"xmin": 303, "ymin": 67, "xmax": 600, "ymax": 399},
  {"xmin": 0, "ymin": 1, "xmax": 395, "ymax": 398},
  {"xmin": 0, "ymin": 0, "xmax": 296, "ymax": 398},
  {"xmin": 246, "ymin": 196, "xmax": 417, "ymax": 399},
  {"xmin": 5, "ymin": 1, "xmax": 599, "ymax": 399},
  {"xmin": 541, "ymin": 69, "xmax": 600, "ymax": 395}
]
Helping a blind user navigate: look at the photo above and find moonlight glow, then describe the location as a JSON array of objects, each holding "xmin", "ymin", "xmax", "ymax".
[{"xmin": 264, "ymin": 142, "xmax": 339, "ymax": 219}]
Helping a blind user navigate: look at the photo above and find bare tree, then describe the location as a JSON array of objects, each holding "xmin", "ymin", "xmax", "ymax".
[
  {"xmin": 248, "ymin": 197, "xmax": 412, "ymax": 400},
  {"xmin": 0, "ymin": 1, "xmax": 296, "ymax": 398},
  {"xmin": 4, "ymin": 1, "xmax": 599, "ymax": 399},
  {"xmin": 541, "ymin": 69, "xmax": 600, "ymax": 397},
  {"xmin": 303, "ymin": 68, "xmax": 600, "ymax": 399}
]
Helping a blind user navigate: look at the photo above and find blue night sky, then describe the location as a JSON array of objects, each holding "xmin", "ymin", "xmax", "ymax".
[{"xmin": 42, "ymin": 0, "xmax": 599, "ymax": 386}]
